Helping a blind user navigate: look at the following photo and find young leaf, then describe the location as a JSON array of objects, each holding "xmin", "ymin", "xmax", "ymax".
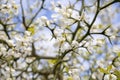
[
  {"xmin": 107, "ymin": 65, "xmax": 112, "ymax": 72},
  {"xmin": 114, "ymin": 70, "xmax": 120, "ymax": 79},
  {"xmin": 67, "ymin": 77, "xmax": 73, "ymax": 80},
  {"xmin": 28, "ymin": 26, "xmax": 35, "ymax": 35},
  {"xmin": 99, "ymin": 68, "xmax": 108, "ymax": 74}
]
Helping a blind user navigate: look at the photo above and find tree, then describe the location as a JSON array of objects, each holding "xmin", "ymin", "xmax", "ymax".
[{"xmin": 0, "ymin": 0, "xmax": 120, "ymax": 80}]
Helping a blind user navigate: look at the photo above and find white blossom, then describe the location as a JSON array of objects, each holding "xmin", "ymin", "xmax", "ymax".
[
  {"xmin": 7, "ymin": 40, "xmax": 15, "ymax": 46},
  {"xmin": 40, "ymin": 16, "xmax": 48, "ymax": 22},
  {"xmin": 69, "ymin": 69, "xmax": 80, "ymax": 80},
  {"xmin": 104, "ymin": 74, "xmax": 117, "ymax": 80},
  {"xmin": 113, "ymin": 45, "xmax": 120, "ymax": 53},
  {"xmin": 72, "ymin": 40, "xmax": 79, "ymax": 47}
]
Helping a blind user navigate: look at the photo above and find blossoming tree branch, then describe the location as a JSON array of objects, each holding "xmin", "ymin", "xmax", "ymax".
[{"xmin": 0, "ymin": 0, "xmax": 120, "ymax": 80}]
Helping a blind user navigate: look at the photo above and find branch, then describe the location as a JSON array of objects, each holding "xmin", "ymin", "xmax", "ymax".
[
  {"xmin": 30, "ymin": 43, "xmax": 57, "ymax": 60},
  {"xmin": 90, "ymin": 25, "xmax": 112, "ymax": 45},
  {"xmin": 78, "ymin": 0, "xmax": 100, "ymax": 43},
  {"xmin": 0, "ymin": 20, "xmax": 11, "ymax": 39},
  {"xmin": 27, "ymin": 0, "xmax": 45, "ymax": 28},
  {"xmin": 20, "ymin": 0, "xmax": 27, "ymax": 29},
  {"xmin": 71, "ymin": 0, "xmax": 85, "ymax": 41},
  {"xmin": 53, "ymin": 59, "xmax": 70, "ymax": 74},
  {"xmin": 100, "ymin": 1, "xmax": 117, "ymax": 10},
  {"xmin": 0, "ymin": 39, "xmax": 11, "ymax": 48}
]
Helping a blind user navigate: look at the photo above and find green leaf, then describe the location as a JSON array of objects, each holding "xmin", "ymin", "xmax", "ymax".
[
  {"xmin": 99, "ymin": 68, "xmax": 108, "ymax": 74},
  {"xmin": 113, "ymin": 70, "xmax": 120, "ymax": 79},
  {"xmin": 65, "ymin": 67, "xmax": 69, "ymax": 73},
  {"xmin": 48, "ymin": 59, "xmax": 58, "ymax": 64},
  {"xmin": 117, "ymin": 52, "xmax": 120, "ymax": 57},
  {"xmin": 98, "ymin": 24, "xmax": 103, "ymax": 28},
  {"xmin": 28, "ymin": 26, "xmax": 35, "ymax": 35},
  {"xmin": 66, "ymin": 26, "xmax": 70, "ymax": 29},
  {"xmin": 107, "ymin": 65, "xmax": 112, "ymax": 72},
  {"xmin": 67, "ymin": 77, "xmax": 73, "ymax": 80}
]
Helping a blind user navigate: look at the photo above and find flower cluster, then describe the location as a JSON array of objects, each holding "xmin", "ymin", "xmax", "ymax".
[{"xmin": 0, "ymin": 0, "xmax": 120, "ymax": 80}]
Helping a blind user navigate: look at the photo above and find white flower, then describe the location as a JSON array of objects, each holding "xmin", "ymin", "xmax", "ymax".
[
  {"xmin": 72, "ymin": 40, "xmax": 79, "ymax": 47},
  {"xmin": 57, "ymin": 37, "xmax": 65, "ymax": 43},
  {"xmin": 67, "ymin": 9, "xmax": 72, "ymax": 14},
  {"xmin": 17, "ymin": 60, "xmax": 28, "ymax": 69},
  {"xmin": 14, "ymin": 35, "xmax": 23, "ymax": 41},
  {"xmin": 0, "ymin": 47, "xmax": 6, "ymax": 52},
  {"xmin": 96, "ymin": 59, "xmax": 104, "ymax": 67},
  {"xmin": 51, "ymin": 1, "xmax": 56, "ymax": 10},
  {"xmin": 40, "ymin": 16, "xmax": 48, "ymax": 22},
  {"xmin": 63, "ymin": 12, "xmax": 70, "ymax": 17},
  {"xmin": 25, "ymin": 31, "xmax": 31, "ymax": 36},
  {"xmin": 54, "ymin": 7, "xmax": 60, "ymax": 13},
  {"xmin": 26, "ymin": 57, "xmax": 35, "ymax": 63},
  {"xmin": 92, "ymin": 72, "xmax": 96, "ymax": 79},
  {"xmin": 54, "ymin": 28, "xmax": 63, "ymax": 36},
  {"xmin": 7, "ymin": 78, "xmax": 13, "ymax": 80},
  {"xmin": 113, "ymin": 45, "xmax": 120, "ymax": 53},
  {"xmin": 22, "ymin": 72, "xmax": 28, "ymax": 78},
  {"xmin": 69, "ymin": 69, "xmax": 80, "ymax": 80},
  {"xmin": 7, "ymin": 40, "xmax": 15, "ymax": 46},
  {"xmin": 51, "ymin": 14, "xmax": 59, "ymax": 19},
  {"xmin": 71, "ymin": 11, "xmax": 81, "ymax": 20},
  {"xmin": 46, "ymin": 20, "xmax": 50, "ymax": 26},
  {"xmin": 14, "ymin": 53, "xmax": 21, "ymax": 58},
  {"xmin": 96, "ymin": 39, "xmax": 105, "ymax": 45},
  {"xmin": 104, "ymin": 74, "xmax": 117, "ymax": 80}
]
